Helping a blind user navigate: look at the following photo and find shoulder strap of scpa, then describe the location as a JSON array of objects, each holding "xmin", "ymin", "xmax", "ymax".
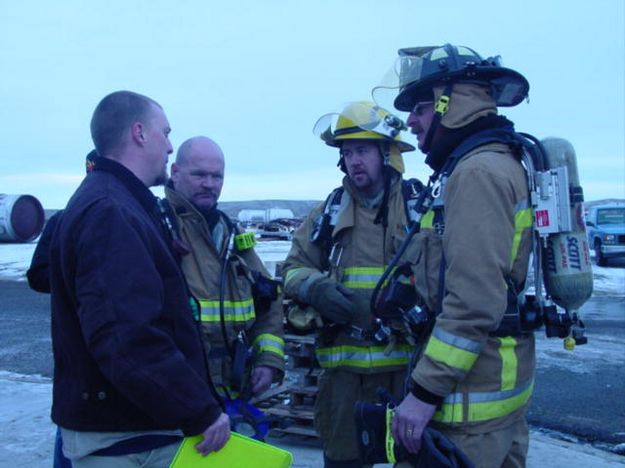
[
  {"xmin": 310, "ymin": 187, "xmax": 344, "ymax": 245},
  {"xmin": 441, "ymin": 126, "xmax": 521, "ymax": 177},
  {"xmin": 401, "ymin": 178, "xmax": 425, "ymax": 226},
  {"xmin": 309, "ymin": 187, "xmax": 344, "ymax": 270}
]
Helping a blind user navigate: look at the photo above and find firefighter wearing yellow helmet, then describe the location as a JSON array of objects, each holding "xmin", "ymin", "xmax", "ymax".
[
  {"xmin": 282, "ymin": 101, "xmax": 423, "ymax": 467},
  {"xmin": 374, "ymin": 44, "xmax": 535, "ymax": 467}
]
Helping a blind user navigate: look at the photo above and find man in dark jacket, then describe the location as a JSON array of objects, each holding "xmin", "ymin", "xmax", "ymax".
[
  {"xmin": 49, "ymin": 91, "xmax": 229, "ymax": 467},
  {"xmin": 27, "ymin": 150, "xmax": 98, "ymax": 468}
]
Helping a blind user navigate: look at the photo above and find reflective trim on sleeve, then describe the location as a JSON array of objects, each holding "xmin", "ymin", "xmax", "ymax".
[
  {"xmin": 424, "ymin": 328, "xmax": 482, "ymax": 371},
  {"xmin": 316, "ymin": 344, "xmax": 414, "ymax": 369},
  {"xmin": 252, "ymin": 333, "xmax": 285, "ymax": 358},
  {"xmin": 284, "ymin": 267, "xmax": 308, "ymax": 289},
  {"xmin": 433, "ymin": 379, "xmax": 533, "ymax": 424},
  {"xmin": 198, "ymin": 298, "xmax": 255, "ymax": 323}
]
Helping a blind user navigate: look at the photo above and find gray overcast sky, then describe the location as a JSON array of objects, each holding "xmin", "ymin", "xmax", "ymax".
[{"xmin": 1, "ymin": 0, "xmax": 623, "ymax": 209}]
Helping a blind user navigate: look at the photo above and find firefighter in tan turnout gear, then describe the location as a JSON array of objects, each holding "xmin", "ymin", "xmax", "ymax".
[
  {"xmin": 165, "ymin": 136, "xmax": 285, "ymax": 406},
  {"xmin": 374, "ymin": 45, "xmax": 536, "ymax": 467},
  {"xmin": 282, "ymin": 101, "xmax": 421, "ymax": 467}
]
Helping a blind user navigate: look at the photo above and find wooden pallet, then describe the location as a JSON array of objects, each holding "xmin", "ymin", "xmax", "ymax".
[{"xmin": 262, "ymin": 332, "xmax": 321, "ymax": 438}]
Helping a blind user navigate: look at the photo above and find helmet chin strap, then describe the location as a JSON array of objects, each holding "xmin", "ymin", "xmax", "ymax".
[{"xmin": 421, "ymin": 83, "xmax": 454, "ymax": 154}]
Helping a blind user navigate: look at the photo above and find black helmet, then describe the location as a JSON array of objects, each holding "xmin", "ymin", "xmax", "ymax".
[{"xmin": 375, "ymin": 44, "xmax": 529, "ymax": 112}]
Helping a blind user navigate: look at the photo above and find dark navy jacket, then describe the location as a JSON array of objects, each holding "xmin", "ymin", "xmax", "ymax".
[{"xmin": 49, "ymin": 158, "xmax": 221, "ymax": 435}]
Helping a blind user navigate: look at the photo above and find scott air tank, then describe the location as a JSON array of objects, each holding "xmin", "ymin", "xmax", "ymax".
[{"xmin": 539, "ymin": 138, "xmax": 593, "ymax": 311}]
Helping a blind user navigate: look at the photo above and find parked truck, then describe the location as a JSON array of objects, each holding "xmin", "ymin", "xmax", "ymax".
[{"xmin": 586, "ymin": 203, "xmax": 625, "ymax": 266}]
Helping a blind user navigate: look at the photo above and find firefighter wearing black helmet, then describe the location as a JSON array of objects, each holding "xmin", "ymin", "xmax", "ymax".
[{"xmin": 375, "ymin": 44, "xmax": 535, "ymax": 467}]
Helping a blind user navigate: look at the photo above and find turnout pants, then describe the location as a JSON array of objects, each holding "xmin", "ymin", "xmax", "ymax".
[{"xmin": 314, "ymin": 368, "xmax": 405, "ymax": 463}]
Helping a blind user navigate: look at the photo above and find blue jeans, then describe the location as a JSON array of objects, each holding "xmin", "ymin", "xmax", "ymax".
[{"xmin": 54, "ymin": 427, "xmax": 72, "ymax": 468}]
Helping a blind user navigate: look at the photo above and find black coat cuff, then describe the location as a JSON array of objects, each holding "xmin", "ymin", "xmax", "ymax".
[{"xmin": 410, "ymin": 381, "xmax": 445, "ymax": 406}]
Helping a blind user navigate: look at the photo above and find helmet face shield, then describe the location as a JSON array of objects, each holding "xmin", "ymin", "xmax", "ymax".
[
  {"xmin": 372, "ymin": 44, "xmax": 529, "ymax": 112},
  {"xmin": 313, "ymin": 101, "xmax": 414, "ymax": 152}
]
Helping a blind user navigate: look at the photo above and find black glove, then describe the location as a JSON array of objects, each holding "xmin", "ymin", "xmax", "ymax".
[
  {"xmin": 415, "ymin": 427, "xmax": 474, "ymax": 468},
  {"xmin": 305, "ymin": 276, "xmax": 356, "ymax": 324}
]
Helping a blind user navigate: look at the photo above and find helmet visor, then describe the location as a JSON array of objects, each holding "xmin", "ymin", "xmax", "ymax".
[
  {"xmin": 313, "ymin": 101, "xmax": 407, "ymax": 142},
  {"xmin": 374, "ymin": 44, "xmax": 528, "ymax": 110},
  {"xmin": 372, "ymin": 46, "xmax": 441, "ymax": 106}
]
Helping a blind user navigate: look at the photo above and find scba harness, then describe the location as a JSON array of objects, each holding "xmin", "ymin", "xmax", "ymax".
[
  {"xmin": 374, "ymin": 126, "xmax": 592, "ymax": 346},
  {"xmin": 298, "ymin": 179, "xmax": 424, "ymax": 343},
  {"xmin": 310, "ymin": 178, "xmax": 424, "ymax": 261}
]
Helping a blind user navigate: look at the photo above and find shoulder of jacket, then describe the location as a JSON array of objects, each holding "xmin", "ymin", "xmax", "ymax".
[{"xmin": 457, "ymin": 142, "xmax": 520, "ymax": 173}]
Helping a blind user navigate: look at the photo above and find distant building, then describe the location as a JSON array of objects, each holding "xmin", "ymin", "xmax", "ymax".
[
  {"xmin": 265, "ymin": 208, "xmax": 294, "ymax": 221},
  {"xmin": 238, "ymin": 208, "xmax": 294, "ymax": 224},
  {"xmin": 238, "ymin": 209, "xmax": 266, "ymax": 224}
]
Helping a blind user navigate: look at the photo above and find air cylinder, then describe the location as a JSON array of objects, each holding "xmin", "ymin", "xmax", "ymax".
[{"xmin": 540, "ymin": 138, "xmax": 593, "ymax": 310}]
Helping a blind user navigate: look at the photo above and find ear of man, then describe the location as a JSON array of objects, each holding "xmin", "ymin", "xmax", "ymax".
[{"xmin": 131, "ymin": 121, "xmax": 147, "ymax": 145}]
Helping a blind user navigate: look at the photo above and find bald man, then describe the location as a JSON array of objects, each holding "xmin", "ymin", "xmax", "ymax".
[{"xmin": 166, "ymin": 136, "xmax": 285, "ymax": 410}]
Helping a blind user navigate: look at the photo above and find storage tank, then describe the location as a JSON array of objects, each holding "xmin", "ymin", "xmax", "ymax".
[
  {"xmin": 266, "ymin": 208, "xmax": 294, "ymax": 221},
  {"xmin": 0, "ymin": 194, "xmax": 45, "ymax": 242},
  {"xmin": 238, "ymin": 209, "xmax": 266, "ymax": 224}
]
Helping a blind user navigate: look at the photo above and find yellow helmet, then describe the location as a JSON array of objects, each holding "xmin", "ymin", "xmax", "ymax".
[
  {"xmin": 313, "ymin": 101, "xmax": 414, "ymax": 174},
  {"xmin": 314, "ymin": 101, "xmax": 415, "ymax": 152}
]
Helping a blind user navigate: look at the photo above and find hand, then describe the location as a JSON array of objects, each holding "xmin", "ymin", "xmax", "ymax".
[
  {"xmin": 306, "ymin": 277, "xmax": 356, "ymax": 324},
  {"xmin": 391, "ymin": 393, "xmax": 436, "ymax": 455},
  {"xmin": 251, "ymin": 366, "xmax": 274, "ymax": 395},
  {"xmin": 195, "ymin": 412, "xmax": 231, "ymax": 456}
]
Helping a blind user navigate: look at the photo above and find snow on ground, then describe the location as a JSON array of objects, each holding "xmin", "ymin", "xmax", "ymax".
[
  {"xmin": 1, "ymin": 241, "xmax": 624, "ymax": 466},
  {"xmin": 0, "ymin": 242, "xmax": 37, "ymax": 281},
  {"xmin": 535, "ymin": 331, "xmax": 625, "ymax": 374},
  {"xmin": 1, "ymin": 370, "xmax": 624, "ymax": 467},
  {"xmin": 3, "ymin": 241, "xmax": 624, "ymax": 294},
  {"xmin": 593, "ymin": 264, "xmax": 625, "ymax": 295}
]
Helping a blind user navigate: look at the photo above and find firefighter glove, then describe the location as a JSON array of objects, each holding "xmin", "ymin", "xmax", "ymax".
[{"xmin": 300, "ymin": 273, "xmax": 356, "ymax": 324}]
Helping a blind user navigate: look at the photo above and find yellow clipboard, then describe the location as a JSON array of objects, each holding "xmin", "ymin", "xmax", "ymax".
[{"xmin": 170, "ymin": 432, "xmax": 293, "ymax": 468}]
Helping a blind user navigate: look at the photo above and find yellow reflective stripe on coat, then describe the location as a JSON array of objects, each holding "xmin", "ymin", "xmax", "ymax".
[
  {"xmin": 511, "ymin": 199, "xmax": 532, "ymax": 267},
  {"xmin": 316, "ymin": 344, "xmax": 413, "ymax": 369},
  {"xmin": 342, "ymin": 266, "xmax": 386, "ymax": 289},
  {"xmin": 421, "ymin": 210, "xmax": 435, "ymax": 229},
  {"xmin": 252, "ymin": 333, "xmax": 285, "ymax": 358},
  {"xmin": 424, "ymin": 328, "xmax": 482, "ymax": 371},
  {"xmin": 498, "ymin": 337, "xmax": 518, "ymax": 391},
  {"xmin": 433, "ymin": 379, "xmax": 534, "ymax": 423},
  {"xmin": 342, "ymin": 266, "xmax": 408, "ymax": 289},
  {"xmin": 198, "ymin": 299, "xmax": 255, "ymax": 322}
]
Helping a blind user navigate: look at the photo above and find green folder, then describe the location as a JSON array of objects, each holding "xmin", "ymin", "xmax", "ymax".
[{"xmin": 170, "ymin": 432, "xmax": 293, "ymax": 468}]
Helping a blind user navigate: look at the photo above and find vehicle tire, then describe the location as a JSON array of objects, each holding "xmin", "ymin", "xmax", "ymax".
[{"xmin": 594, "ymin": 239, "xmax": 608, "ymax": 266}]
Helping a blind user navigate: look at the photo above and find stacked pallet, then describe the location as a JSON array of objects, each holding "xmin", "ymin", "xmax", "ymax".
[{"xmin": 261, "ymin": 333, "xmax": 320, "ymax": 438}]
